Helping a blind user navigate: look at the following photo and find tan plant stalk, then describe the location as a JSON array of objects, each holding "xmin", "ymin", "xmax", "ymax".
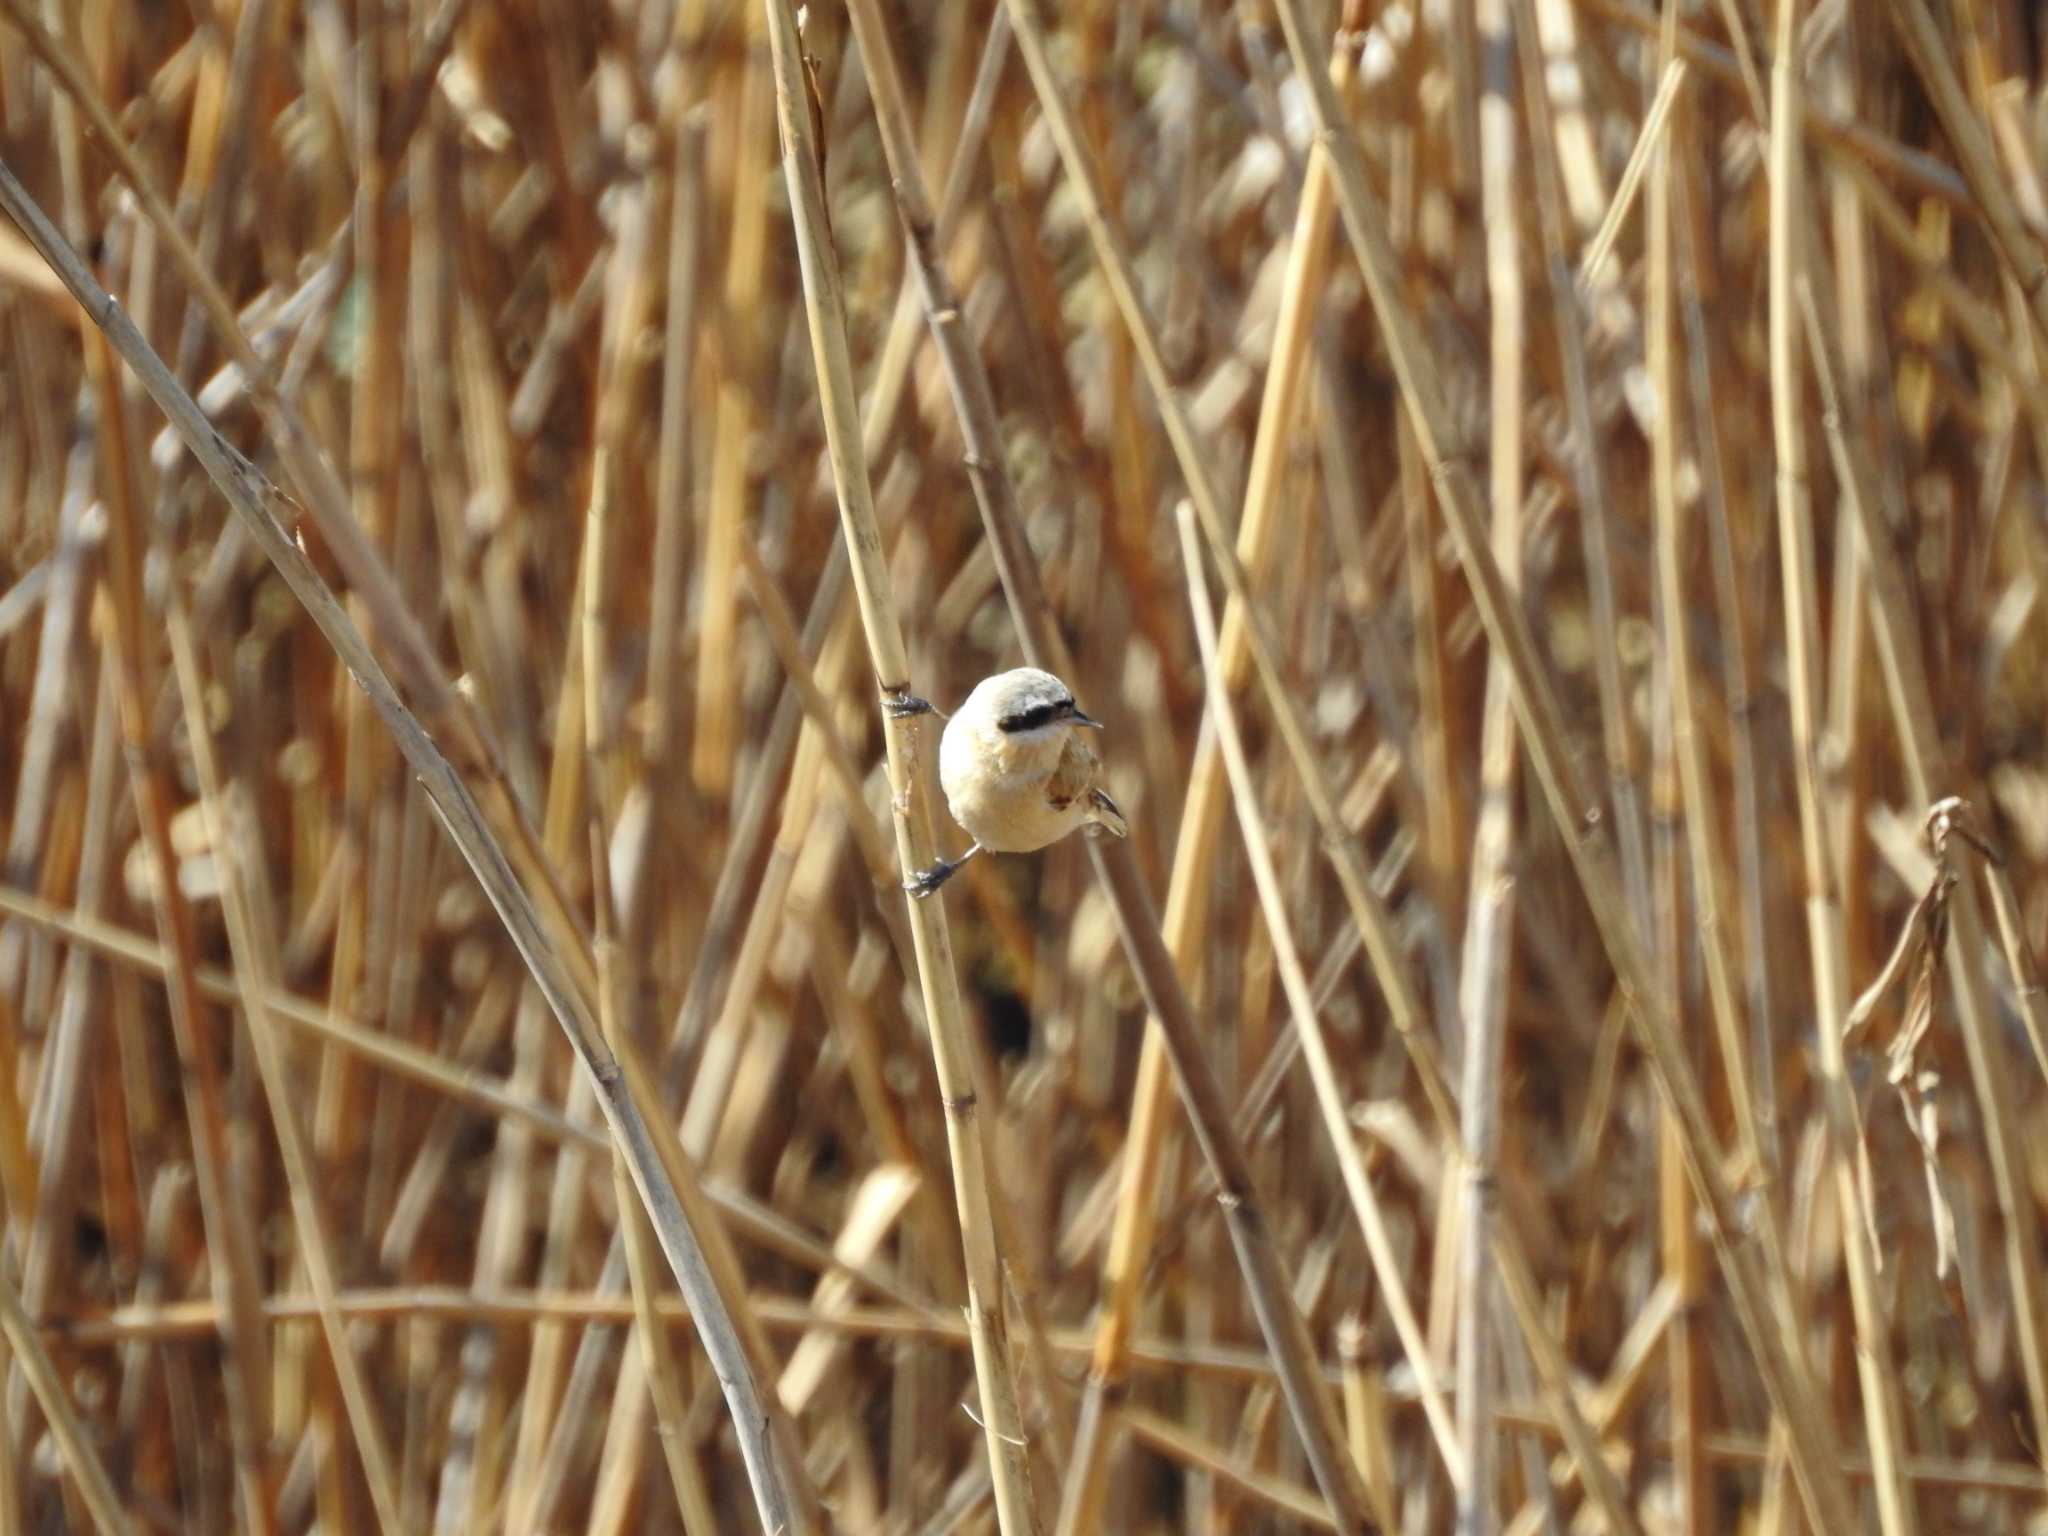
[
  {"xmin": 1881, "ymin": 0, "xmax": 2048, "ymax": 351},
  {"xmin": 0, "ymin": 1264, "xmax": 130, "ymax": 1535},
  {"xmin": 1764, "ymin": 6, "xmax": 1921, "ymax": 1529},
  {"xmin": 1455, "ymin": 0, "xmax": 1527, "ymax": 1519},
  {"xmin": 580, "ymin": 455, "xmax": 714, "ymax": 1533},
  {"xmin": 1263, "ymin": 1, "xmax": 1860, "ymax": 1526},
  {"xmin": 0, "ymin": 154, "xmax": 818, "ymax": 1536},
  {"xmin": 1796, "ymin": 274, "xmax": 2048, "ymax": 1476},
  {"xmin": 758, "ymin": 1, "xmax": 1043, "ymax": 1529},
  {"xmin": 1175, "ymin": 498, "xmax": 1445, "ymax": 1524},
  {"xmin": 850, "ymin": 2, "xmax": 1385, "ymax": 1526},
  {"xmin": 162, "ymin": 595, "xmax": 407, "ymax": 1536},
  {"xmin": 1642, "ymin": 17, "xmax": 1712, "ymax": 1534}
]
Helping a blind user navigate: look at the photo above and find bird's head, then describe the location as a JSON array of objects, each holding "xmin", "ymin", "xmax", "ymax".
[{"xmin": 973, "ymin": 666, "xmax": 1102, "ymax": 740}]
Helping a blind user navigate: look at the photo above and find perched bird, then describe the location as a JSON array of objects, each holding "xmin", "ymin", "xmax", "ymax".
[{"xmin": 891, "ymin": 667, "xmax": 1127, "ymax": 897}]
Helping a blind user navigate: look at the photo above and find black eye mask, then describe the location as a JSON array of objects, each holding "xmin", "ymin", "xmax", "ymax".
[{"xmin": 997, "ymin": 697, "xmax": 1073, "ymax": 733}]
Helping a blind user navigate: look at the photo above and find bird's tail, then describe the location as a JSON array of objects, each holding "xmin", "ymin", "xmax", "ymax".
[{"xmin": 1086, "ymin": 787, "xmax": 1129, "ymax": 839}]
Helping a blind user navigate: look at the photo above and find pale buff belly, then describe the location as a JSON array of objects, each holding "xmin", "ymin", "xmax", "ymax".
[
  {"xmin": 944, "ymin": 774, "xmax": 1089, "ymax": 852},
  {"xmin": 939, "ymin": 729, "xmax": 1094, "ymax": 853}
]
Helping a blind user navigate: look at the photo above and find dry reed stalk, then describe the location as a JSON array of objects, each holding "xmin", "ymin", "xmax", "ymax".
[
  {"xmin": 578, "ymin": 453, "xmax": 713, "ymax": 1533},
  {"xmin": 162, "ymin": 587, "xmax": 406, "ymax": 1535},
  {"xmin": 1265, "ymin": 1, "xmax": 1862, "ymax": 1526},
  {"xmin": 0, "ymin": 146, "xmax": 821, "ymax": 1536},
  {"xmin": 759, "ymin": 1, "xmax": 1043, "ymax": 1529},
  {"xmin": 1509, "ymin": 0, "xmax": 1650, "ymax": 944},
  {"xmin": 69, "ymin": 325, "xmax": 278, "ymax": 1532},
  {"xmin": 1574, "ymin": 59, "xmax": 1689, "ymax": 297},
  {"xmin": 1797, "ymin": 273, "xmax": 2048, "ymax": 1478},
  {"xmin": 1455, "ymin": 0, "xmax": 1527, "ymax": 1521},
  {"xmin": 1766, "ymin": 6, "xmax": 1925, "ymax": 1528},
  {"xmin": 1642, "ymin": 18, "xmax": 1710, "ymax": 1535},
  {"xmin": 988, "ymin": 5, "xmax": 1381, "ymax": 1528},
  {"xmin": 1047, "ymin": 34, "xmax": 1357, "ymax": 1526},
  {"xmin": 856, "ymin": 6, "xmax": 1409, "ymax": 1530},
  {"xmin": 1174, "ymin": 500, "xmax": 1439, "ymax": 1525},
  {"xmin": 1161, "ymin": 490, "xmax": 1642, "ymax": 1533},
  {"xmin": 0, "ymin": 1262, "xmax": 129, "ymax": 1536}
]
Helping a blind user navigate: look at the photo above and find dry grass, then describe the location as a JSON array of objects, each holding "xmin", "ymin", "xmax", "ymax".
[{"xmin": 2, "ymin": 0, "xmax": 2048, "ymax": 1532}]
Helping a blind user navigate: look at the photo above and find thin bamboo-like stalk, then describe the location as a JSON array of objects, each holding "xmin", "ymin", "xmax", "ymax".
[
  {"xmin": 1175, "ymin": 501, "xmax": 1444, "ymax": 1522},
  {"xmin": 1264, "ymin": 3, "xmax": 1860, "ymax": 1527},
  {"xmin": 0, "ymin": 152, "xmax": 820, "ymax": 1536},
  {"xmin": 759, "ymin": 1, "xmax": 1042, "ymax": 1528},
  {"xmin": 1644, "ymin": 20, "xmax": 1709, "ymax": 1533},
  {"xmin": 1796, "ymin": 272, "xmax": 2048, "ymax": 1480},
  {"xmin": 162, "ymin": 587, "xmax": 406, "ymax": 1536},
  {"xmin": 1881, "ymin": 0, "xmax": 2048, "ymax": 350},
  {"xmin": 73, "ymin": 320, "xmax": 278, "ymax": 1533},
  {"xmin": 1765, "ymin": 7, "xmax": 1922, "ymax": 1528},
  {"xmin": 854, "ymin": 2, "xmax": 1382, "ymax": 1526},
  {"xmin": 579, "ymin": 455, "xmax": 716, "ymax": 1536},
  {"xmin": 1510, "ymin": 0, "xmax": 1650, "ymax": 944},
  {"xmin": 0, "ymin": 1262, "xmax": 130, "ymax": 1536},
  {"xmin": 1456, "ymin": 0, "xmax": 1526, "ymax": 1522},
  {"xmin": 1046, "ymin": 28, "xmax": 1355, "ymax": 1525}
]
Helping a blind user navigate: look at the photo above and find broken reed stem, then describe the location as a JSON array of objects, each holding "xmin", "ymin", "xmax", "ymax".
[
  {"xmin": 858, "ymin": 0, "xmax": 1379, "ymax": 1526},
  {"xmin": 1766, "ymin": 8, "xmax": 1923, "ymax": 1528},
  {"xmin": 758, "ymin": 2, "xmax": 1043, "ymax": 1531},
  {"xmin": 1795, "ymin": 267, "xmax": 2048, "ymax": 1473},
  {"xmin": 1263, "ymin": 1, "xmax": 1861, "ymax": 1527},
  {"xmin": 1881, "ymin": 0, "xmax": 2048, "ymax": 352},
  {"xmin": 0, "ymin": 156, "xmax": 817, "ymax": 1536}
]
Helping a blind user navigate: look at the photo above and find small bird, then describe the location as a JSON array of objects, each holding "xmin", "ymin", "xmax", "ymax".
[{"xmin": 891, "ymin": 667, "xmax": 1128, "ymax": 898}]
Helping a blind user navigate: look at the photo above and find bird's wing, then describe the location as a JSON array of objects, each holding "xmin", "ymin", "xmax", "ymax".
[{"xmin": 1044, "ymin": 733, "xmax": 1101, "ymax": 812}]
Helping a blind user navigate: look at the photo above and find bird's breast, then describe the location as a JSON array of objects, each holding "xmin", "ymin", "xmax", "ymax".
[{"xmin": 937, "ymin": 724, "xmax": 1085, "ymax": 853}]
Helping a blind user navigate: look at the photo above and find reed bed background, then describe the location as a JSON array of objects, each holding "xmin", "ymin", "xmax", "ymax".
[{"xmin": 2, "ymin": 0, "xmax": 2048, "ymax": 1530}]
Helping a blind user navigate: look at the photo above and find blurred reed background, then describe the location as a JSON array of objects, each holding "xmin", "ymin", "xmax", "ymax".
[{"xmin": 1, "ymin": 0, "xmax": 2048, "ymax": 1531}]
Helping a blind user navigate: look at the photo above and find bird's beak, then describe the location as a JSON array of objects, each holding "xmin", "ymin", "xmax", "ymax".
[{"xmin": 1071, "ymin": 708, "xmax": 1104, "ymax": 730}]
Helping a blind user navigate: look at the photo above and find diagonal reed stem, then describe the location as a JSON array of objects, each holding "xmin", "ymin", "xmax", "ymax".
[
  {"xmin": 845, "ymin": 0, "xmax": 1382, "ymax": 1527},
  {"xmin": 0, "ymin": 151, "xmax": 819, "ymax": 1536},
  {"xmin": 758, "ymin": 1, "xmax": 1043, "ymax": 1530}
]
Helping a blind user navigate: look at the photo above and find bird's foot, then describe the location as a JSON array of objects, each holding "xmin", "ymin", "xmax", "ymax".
[
  {"xmin": 902, "ymin": 857, "xmax": 960, "ymax": 899},
  {"xmin": 880, "ymin": 684, "xmax": 937, "ymax": 720}
]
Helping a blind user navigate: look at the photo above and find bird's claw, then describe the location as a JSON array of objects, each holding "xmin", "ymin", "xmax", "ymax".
[
  {"xmin": 903, "ymin": 860, "xmax": 957, "ymax": 899},
  {"xmin": 881, "ymin": 686, "xmax": 935, "ymax": 720}
]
